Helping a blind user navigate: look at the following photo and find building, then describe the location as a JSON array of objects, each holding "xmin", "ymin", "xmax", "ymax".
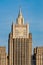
[
  {"xmin": 0, "ymin": 47, "xmax": 7, "ymax": 65},
  {"xmin": 8, "ymin": 8, "xmax": 32, "ymax": 65},
  {"xmin": 33, "ymin": 47, "xmax": 43, "ymax": 65},
  {"xmin": 7, "ymin": 56, "xmax": 8, "ymax": 65}
]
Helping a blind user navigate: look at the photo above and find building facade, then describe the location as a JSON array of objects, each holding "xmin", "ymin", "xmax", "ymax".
[
  {"xmin": 0, "ymin": 47, "xmax": 7, "ymax": 65},
  {"xmin": 33, "ymin": 47, "xmax": 43, "ymax": 65},
  {"xmin": 8, "ymin": 9, "xmax": 32, "ymax": 65}
]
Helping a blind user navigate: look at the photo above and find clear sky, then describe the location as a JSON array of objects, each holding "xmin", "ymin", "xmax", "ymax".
[{"xmin": 0, "ymin": 0, "xmax": 43, "ymax": 53}]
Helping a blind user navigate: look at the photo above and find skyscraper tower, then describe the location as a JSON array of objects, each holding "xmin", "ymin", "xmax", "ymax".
[{"xmin": 8, "ymin": 8, "xmax": 32, "ymax": 65}]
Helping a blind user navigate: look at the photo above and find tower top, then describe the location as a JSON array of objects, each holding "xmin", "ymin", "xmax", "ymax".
[{"xmin": 16, "ymin": 8, "xmax": 24, "ymax": 25}]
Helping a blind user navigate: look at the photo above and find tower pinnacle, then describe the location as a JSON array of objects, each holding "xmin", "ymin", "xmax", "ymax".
[
  {"xmin": 16, "ymin": 8, "xmax": 24, "ymax": 25},
  {"xmin": 18, "ymin": 8, "xmax": 22, "ymax": 17}
]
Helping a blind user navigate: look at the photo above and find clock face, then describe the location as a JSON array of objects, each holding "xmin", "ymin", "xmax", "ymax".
[{"xmin": 15, "ymin": 27, "xmax": 27, "ymax": 37}]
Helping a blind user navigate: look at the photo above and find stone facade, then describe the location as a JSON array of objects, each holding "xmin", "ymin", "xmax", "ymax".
[
  {"xmin": 8, "ymin": 8, "xmax": 32, "ymax": 65},
  {"xmin": 33, "ymin": 47, "xmax": 43, "ymax": 65},
  {"xmin": 0, "ymin": 47, "xmax": 7, "ymax": 65}
]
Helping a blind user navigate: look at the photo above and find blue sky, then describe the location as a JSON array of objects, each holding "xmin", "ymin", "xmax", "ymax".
[{"xmin": 0, "ymin": 0, "xmax": 43, "ymax": 53}]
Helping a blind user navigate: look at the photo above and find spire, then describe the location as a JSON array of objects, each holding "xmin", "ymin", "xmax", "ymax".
[
  {"xmin": 16, "ymin": 8, "xmax": 24, "ymax": 25},
  {"xmin": 18, "ymin": 8, "xmax": 22, "ymax": 17},
  {"xmin": 19, "ymin": 8, "xmax": 22, "ymax": 15}
]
